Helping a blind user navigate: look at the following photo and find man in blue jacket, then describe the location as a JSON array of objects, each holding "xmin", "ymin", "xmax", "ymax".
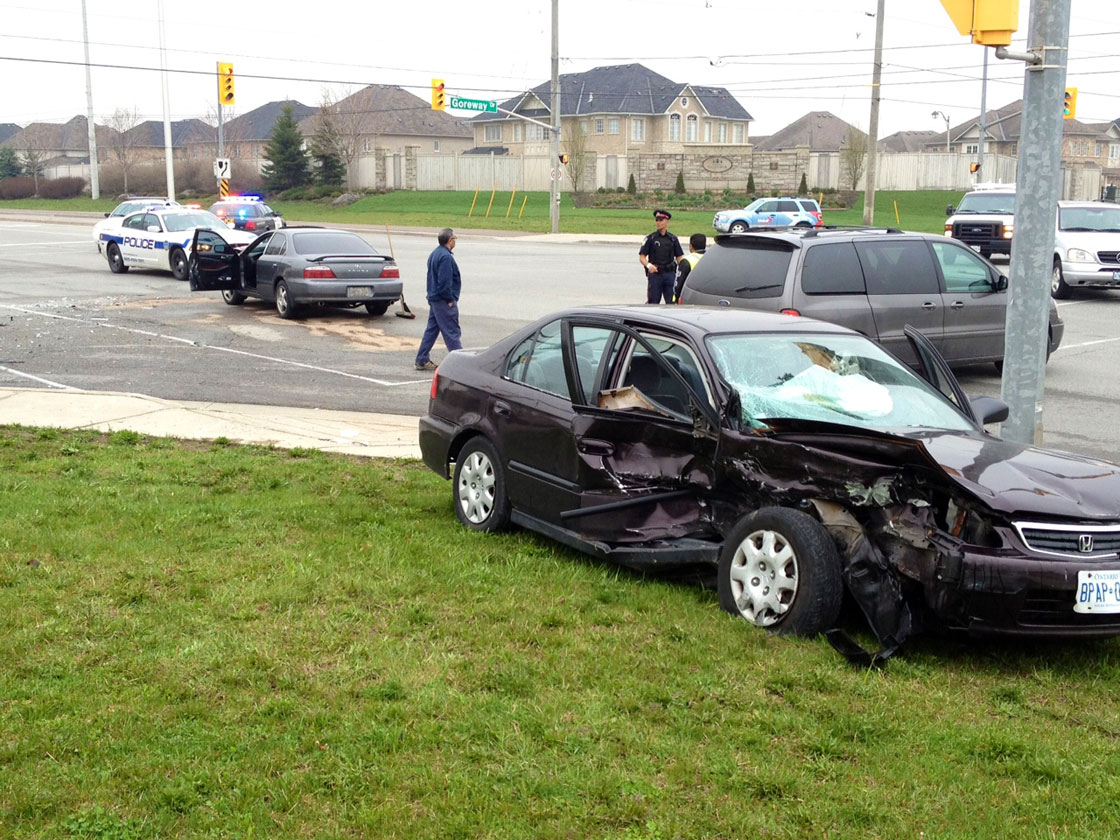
[{"xmin": 414, "ymin": 227, "xmax": 463, "ymax": 371}]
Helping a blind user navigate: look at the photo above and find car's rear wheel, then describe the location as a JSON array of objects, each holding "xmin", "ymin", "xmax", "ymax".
[
  {"xmin": 222, "ymin": 289, "xmax": 246, "ymax": 305},
  {"xmin": 1051, "ymin": 260, "xmax": 1072, "ymax": 299},
  {"xmin": 795, "ymin": 221, "xmax": 811, "ymax": 228},
  {"xmin": 169, "ymin": 247, "xmax": 188, "ymax": 281},
  {"xmin": 730, "ymin": 221, "xmax": 748, "ymax": 234},
  {"xmin": 453, "ymin": 437, "xmax": 510, "ymax": 533},
  {"xmin": 275, "ymin": 280, "xmax": 297, "ymax": 319},
  {"xmin": 718, "ymin": 507, "xmax": 842, "ymax": 636},
  {"xmin": 365, "ymin": 300, "xmax": 390, "ymax": 316},
  {"xmin": 107, "ymin": 243, "xmax": 128, "ymax": 273}
]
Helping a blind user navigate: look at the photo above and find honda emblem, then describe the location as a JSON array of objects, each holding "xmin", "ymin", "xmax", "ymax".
[{"xmin": 1079, "ymin": 534, "xmax": 1094, "ymax": 553}]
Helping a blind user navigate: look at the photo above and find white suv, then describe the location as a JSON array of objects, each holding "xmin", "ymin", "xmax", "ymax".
[
  {"xmin": 1051, "ymin": 200, "xmax": 1120, "ymax": 298},
  {"xmin": 944, "ymin": 184, "xmax": 1016, "ymax": 259}
]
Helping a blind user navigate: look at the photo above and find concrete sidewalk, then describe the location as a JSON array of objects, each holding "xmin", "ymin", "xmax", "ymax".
[{"xmin": 0, "ymin": 387, "xmax": 422, "ymax": 459}]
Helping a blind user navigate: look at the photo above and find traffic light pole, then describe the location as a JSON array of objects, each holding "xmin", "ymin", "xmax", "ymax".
[
  {"xmin": 548, "ymin": 0, "xmax": 560, "ymax": 234},
  {"xmin": 861, "ymin": 0, "xmax": 885, "ymax": 226},
  {"xmin": 997, "ymin": 0, "xmax": 1071, "ymax": 444}
]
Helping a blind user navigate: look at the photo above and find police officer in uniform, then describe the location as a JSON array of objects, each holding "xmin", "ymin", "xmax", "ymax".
[{"xmin": 638, "ymin": 209, "xmax": 683, "ymax": 304}]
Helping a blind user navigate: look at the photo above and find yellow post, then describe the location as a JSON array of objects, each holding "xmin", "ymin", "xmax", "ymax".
[
  {"xmin": 893, "ymin": 200, "xmax": 901, "ymax": 226},
  {"xmin": 505, "ymin": 188, "xmax": 517, "ymax": 218},
  {"xmin": 518, "ymin": 195, "xmax": 528, "ymax": 219},
  {"xmin": 468, "ymin": 187, "xmax": 480, "ymax": 217},
  {"xmin": 485, "ymin": 185, "xmax": 497, "ymax": 218}
]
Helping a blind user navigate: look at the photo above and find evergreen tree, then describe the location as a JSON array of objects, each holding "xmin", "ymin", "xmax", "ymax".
[
  {"xmin": 627, "ymin": 173, "xmax": 637, "ymax": 195},
  {"xmin": 746, "ymin": 172, "xmax": 756, "ymax": 195},
  {"xmin": 261, "ymin": 105, "xmax": 311, "ymax": 193},
  {"xmin": 798, "ymin": 172, "xmax": 809, "ymax": 194},
  {"xmin": 0, "ymin": 147, "xmax": 22, "ymax": 178},
  {"xmin": 309, "ymin": 101, "xmax": 347, "ymax": 187},
  {"xmin": 674, "ymin": 170, "xmax": 686, "ymax": 194}
]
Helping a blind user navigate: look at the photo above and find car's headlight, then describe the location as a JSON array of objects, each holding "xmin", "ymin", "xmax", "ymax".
[
  {"xmin": 1002, "ymin": 223, "xmax": 1014, "ymax": 238},
  {"xmin": 1067, "ymin": 247, "xmax": 1095, "ymax": 262}
]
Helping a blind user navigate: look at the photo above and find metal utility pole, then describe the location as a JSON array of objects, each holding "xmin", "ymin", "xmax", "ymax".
[
  {"xmin": 977, "ymin": 48, "xmax": 989, "ymax": 177},
  {"xmin": 157, "ymin": 0, "xmax": 175, "ymax": 200},
  {"xmin": 549, "ymin": 0, "xmax": 560, "ymax": 234},
  {"xmin": 81, "ymin": 0, "xmax": 100, "ymax": 199},
  {"xmin": 998, "ymin": 0, "xmax": 1071, "ymax": 444},
  {"xmin": 862, "ymin": 0, "xmax": 885, "ymax": 226}
]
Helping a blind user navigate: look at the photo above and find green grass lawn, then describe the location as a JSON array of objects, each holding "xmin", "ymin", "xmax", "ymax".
[
  {"xmin": 3, "ymin": 426, "xmax": 1120, "ymax": 839},
  {"xmin": 0, "ymin": 190, "xmax": 959, "ymax": 236}
]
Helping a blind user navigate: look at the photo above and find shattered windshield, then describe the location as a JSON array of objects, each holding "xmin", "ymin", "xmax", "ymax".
[{"xmin": 706, "ymin": 333, "xmax": 975, "ymax": 432}]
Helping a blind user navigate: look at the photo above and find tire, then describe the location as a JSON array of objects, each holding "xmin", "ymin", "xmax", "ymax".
[
  {"xmin": 452, "ymin": 437, "xmax": 510, "ymax": 533},
  {"xmin": 717, "ymin": 507, "xmax": 842, "ymax": 637},
  {"xmin": 275, "ymin": 280, "xmax": 297, "ymax": 319},
  {"xmin": 107, "ymin": 243, "xmax": 128, "ymax": 274},
  {"xmin": 795, "ymin": 221, "xmax": 811, "ymax": 228},
  {"xmin": 365, "ymin": 300, "xmax": 390, "ymax": 316},
  {"xmin": 1051, "ymin": 261, "xmax": 1071, "ymax": 299},
  {"xmin": 169, "ymin": 248, "xmax": 188, "ymax": 281},
  {"xmin": 222, "ymin": 289, "xmax": 246, "ymax": 305},
  {"xmin": 729, "ymin": 221, "xmax": 748, "ymax": 234}
]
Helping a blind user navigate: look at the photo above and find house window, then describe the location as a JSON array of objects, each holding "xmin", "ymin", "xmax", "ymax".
[
  {"xmin": 580, "ymin": 119, "xmax": 588, "ymax": 135},
  {"xmin": 596, "ymin": 119, "xmax": 604, "ymax": 134},
  {"xmin": 681, "ymin": 96, "xmax": 689, "ymax": 107},
  {"xmin": 718, "ymin": 123, "xmax": 727, "ymax": 143},
  {"xmin": 687, "ymin": 114, "xmax": 698, "ymax": 142},
  {"xmin": 485, "ymin": 123, "xmax": 502, "ymax": 142},
  {"xmin": 632, "ymin": 118, "xmax": 645, "ymax": 141},
  {"xmin": 1010, "ymin": 143, "xmax": 1017, "ymax": 156},
  {"xmin": 363, "ymin": 138, "xmax": 371, "ymax": 153},
  {"xmin": 669, "ymin": 114, "xmax": 681, "ymax": 141},
  {"xmin": 513, "ymin": 124, "xmax": 522, "ymax": 142},
  {"xmin": 608, "ymin": 118, "xmax": 620, "ymax": 135},
  {"xmin": 1096, "ymin": 143, "xmax": 1103, "ymax": 157},
  {"xmin": 527, "ymin": 123, "xmax": 548, "ymax": 141},
  {"xmin": 702, "ymin": 120, "xmax": 711, "ymax": 143},
  {"xmin": 1110, "ymin": 144, "xmax": 1120, "ymax": 161},
  {"xmin": 965, "ymin": 143, "xmax": 978, "ymax": 154},
  {"xmin": 434, "ymin": 140, "xmax": 440, "ymax": 152},
  {"xmin": 733, "ymin": 124, "xmax": 744, "ymax": 144}
]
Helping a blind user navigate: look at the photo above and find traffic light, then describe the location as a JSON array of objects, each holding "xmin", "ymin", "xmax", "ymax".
[
  {"xmin": 431, "ymin": 79, "xmax": 445, "ymax": 111},
  {"xmin": 969, "ymin": 162, "xmax": 981, "ymax": 174},
  {"xmin": 939, "ymin": 0, "xmax": 1019, "ymax": 47},
  {"xmin": 1063, "ymin": 87, "xmax": 1078, "ymax": 120},
  {"xmin": 218, "ymin": 62, "xmax": 235, "ymax": 106},
  {"xmin": 558, "ymin": 154, "xmax": 570, "ymax": 164}
]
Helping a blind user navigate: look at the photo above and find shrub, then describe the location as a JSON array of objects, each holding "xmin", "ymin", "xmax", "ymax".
[
  {"xmin": 798, "ymin": 172, "xmax": 809, "ymax": 194},
  {"xmin": 0, "ymin": 176, "xmax": 36, "ymax": 199},
  {"xmin": 36, "ymin": 177, "xmax": 86, "ymax": 199},
  {"xmin": 674, "ymin": 170, "xmax": 686, "ymax": 194},
  {"xmin": 746, "ymin": 172, "xmax": 755, "ymax": 194},
  {"xmin": 627, "ymin": 173, "xmax": 636, "ymax": 195}
]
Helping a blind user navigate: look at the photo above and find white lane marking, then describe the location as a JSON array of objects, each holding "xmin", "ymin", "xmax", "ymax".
[
  {"xmin": 0, "ymin": 304, "xmax": 423, "ymax": 387},
  {"xmin": 0, "ymin": 364, "xmax": 77, "ymax": 390},
  {"xmin": 0, "ymin": 240, "xmax": 93, "ymax": 247},
  {"xmin": 1061, "ymin": 336, "xmax": 1120, "ymax": 350}
]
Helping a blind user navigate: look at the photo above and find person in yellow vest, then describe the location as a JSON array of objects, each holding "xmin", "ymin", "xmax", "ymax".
[{"xmin": 674, "ymin": 233, "xmax": 707, "ymax": 302}]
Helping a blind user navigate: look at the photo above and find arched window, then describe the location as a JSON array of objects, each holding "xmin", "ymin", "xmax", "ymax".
[
  {"xmin": 686, "ymin": 114, "xmax": 698, "ymax": 142},
  {"xmin": 669, "ymin": 113, "xmax": 681, "ymax": 142}
]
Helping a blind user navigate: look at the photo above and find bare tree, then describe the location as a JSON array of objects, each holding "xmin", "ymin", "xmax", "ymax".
[
  {"xmin": 106, "ymin": 107, "xmax": 143, "ymax": 193},
  {"xmin": 842, "ymin": 124, "xmax": 869, "ymax": 191},
  {"xmin": 317, "ymin": 88, "xmax": 368, "ymax": 190},
  {"xmin": 563, "ymin": 121, "xmax": 590, "ymax": 193},
  {"xmin": 20, "ymin": 127, "xmax": 50, "ymax": 195}
]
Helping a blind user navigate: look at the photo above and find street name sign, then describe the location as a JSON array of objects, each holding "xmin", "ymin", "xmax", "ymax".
[{"xmin": 448, "ymin": 96, "xmax": 497, "ymax": 114}]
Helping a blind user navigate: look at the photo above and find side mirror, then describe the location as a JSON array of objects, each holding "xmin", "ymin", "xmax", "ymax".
[
  {"xmin": 147, "ymin": 225, "xmax": 161, "ymax": 233},
  {"xmin": 103, "ymin": 212, "xmax": 111, "ymax": 218},
  {"xmin": 993, "ymin": 273, "xmax": 1008, "ymax": 291},
  {"xmin": 970, "ymin": 395, "xmax": 1009, "ymax": 425},
  {"xmin": 946, "ymin": 205, "xmax": 955, "ymax": 215}
]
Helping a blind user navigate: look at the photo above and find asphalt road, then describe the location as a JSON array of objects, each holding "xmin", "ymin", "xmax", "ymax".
[{"xmin": 3, "ymin": 213, "xmax": 1120, "ymax": 462}]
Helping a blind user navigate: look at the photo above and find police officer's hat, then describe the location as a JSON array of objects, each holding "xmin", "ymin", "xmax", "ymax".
[{"xmin": 653, "ymin": 209, "xmax": 672, "ymax": 220}]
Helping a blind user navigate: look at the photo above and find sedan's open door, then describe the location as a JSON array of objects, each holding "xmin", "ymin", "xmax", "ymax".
[
  {"xmin": 904, "ymin": 325, "xmax": 979, "ymax": 425},
  {"xmin": 188, "ymin": 228, "xmax": 241, "ymax": 292}
]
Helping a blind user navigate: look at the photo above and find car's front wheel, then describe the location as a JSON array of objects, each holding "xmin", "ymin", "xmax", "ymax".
[
  {"xmin": 169, "ymin": 248, "xmax": 188, "ymax": 281},
  {"xmin": 365, "ymin": 301, "xmax": 390, "ymax": 316},
  {"xmin": 1051, "ymin": 260, "xmax": 1072, "ymax": 299},
  {"xmin": 729, "ymin": 221, "xmax": 748, "ymax": 234},
  {"xmin": 222, "ymin": 289, "xmax": 246, "ymax": 305},
  {"xmin": 718, "ymin": 507, "xmax": 842, "ymax": 636},
  {"xmin": 275, "ymin": 280, "xmax": 297, "ymax": 319},
  {"xmin": 452, "ymin": 437, "xmax": 510, "ymax": 533},
  {"xmin": 107, "ymin": 243, "xmax": 128, "ymax": 274}
]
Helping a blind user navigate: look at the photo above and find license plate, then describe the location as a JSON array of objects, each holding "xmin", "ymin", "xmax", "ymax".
[
  {"xmin": 1112, "ymin": 271, "xmax": 1120, "ymax": 281},
  {"xmin": 346, "ymin": 286, "xmax": 371, "ymax": 298},
  {"xmin": 1074, "ymin": 569, "xmax": 1120, "ymax": 613}
]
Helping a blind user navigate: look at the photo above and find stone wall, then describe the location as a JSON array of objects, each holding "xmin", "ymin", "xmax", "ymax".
[{"xmin": 632, "ymin": 145, "xmax": 812, "ymax": 193}]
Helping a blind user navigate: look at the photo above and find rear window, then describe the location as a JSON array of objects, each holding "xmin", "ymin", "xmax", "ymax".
[
  {"xmin": 291, "ymin": 232, "xmax": 376, "ymax": 256},
  {"xmin": 685, "ymin": 240, "xmax": 793, "ymax": 298}
]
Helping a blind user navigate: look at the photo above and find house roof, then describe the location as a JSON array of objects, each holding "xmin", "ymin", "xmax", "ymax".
[
  {"xmin": 298, "ymin": 86, "xmax": 472, "ymax": 139},
  {"xmin": 950, "ymin": 99, "xmax": 1119, "ymax": 143},
  {"xmin": 475, "ymin": 63, "xmax": 751, "ymax": 123},
  {"xmin": 223, "ymin": 100, "xmax": 319, "ymax": 142},
  {"xmin": 2, "ymin": 116, "xmax": 113, "ymax": 152},
  {"xmin": 0, "ymin": 123, "xmax": 20, "ymax": 144},
  {"xmin": 120, "ymin": 119, "xmax": 214, "ymax": 147},
  {"xmin": 879, "ymin": 129, "xmax": 942, "ymax": 153},
  {"xmin": 753, "ymin": 111, "xmax": 860, "ymax": 152}
]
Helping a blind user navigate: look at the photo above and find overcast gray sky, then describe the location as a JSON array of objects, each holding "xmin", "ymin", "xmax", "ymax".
[{"xmin": 3, "ymin": 0, "xmax": 1117, "ymax": 138}]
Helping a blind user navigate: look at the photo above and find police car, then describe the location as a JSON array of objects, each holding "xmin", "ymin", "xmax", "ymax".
[
  {"xmin": 100, "ymin": 205, "xmax": 257, "ymax": 281},
  {"xmin": 92, "ymin": 197, "xmax": 178, "ymax": 253},
  {"xmin": 207, "ymin": 195, "xmax": 285, "ymax": 233}
]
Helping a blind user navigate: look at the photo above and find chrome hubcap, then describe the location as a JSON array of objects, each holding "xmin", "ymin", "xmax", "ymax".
[
  {"xmin": 457, "ymin": 451, "xmax": 496, "ymax": 524},
  {"xmin": 728, "ymin": 529, "xmax": 799, "ymax": 627}
]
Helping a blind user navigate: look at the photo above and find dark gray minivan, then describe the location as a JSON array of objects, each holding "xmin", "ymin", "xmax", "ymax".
[{"xmin": 678, "ymin": 227, "xmax": 1063, "ymax": 369}]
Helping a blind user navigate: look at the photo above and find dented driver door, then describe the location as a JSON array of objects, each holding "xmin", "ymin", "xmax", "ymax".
[{"xmin": 565, "ymin": 324, "xmax": 720, "ymax": 543}]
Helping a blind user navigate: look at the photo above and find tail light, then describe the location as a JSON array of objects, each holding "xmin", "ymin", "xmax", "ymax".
[
  {"xmin": 780, "ymin": 308, "xmax": 802, "ymax": 317},
  {"xmin": 429, "ymin": 370, "xmax": 439, "ymax": 398},
  {"xmin": 303, "ymin": 265, "xmax": 336, "ymax": 278},
  {"xmin": 245, "ymin": 220, "xmax": 256, "ymax": 230},
  {"xmin": 381, "ymin": 266, "xmax": 400, "ymax": 278}
]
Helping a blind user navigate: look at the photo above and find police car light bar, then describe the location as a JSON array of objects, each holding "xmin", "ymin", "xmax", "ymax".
[{"xmin": 228, "ymin": 194, "xmax": 262, "ymax": 202}]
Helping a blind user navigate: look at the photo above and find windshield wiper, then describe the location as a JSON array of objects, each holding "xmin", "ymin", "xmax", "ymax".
[{"xmin": 732, "ymin": 283, "xmax": 783, "ymax": 293}]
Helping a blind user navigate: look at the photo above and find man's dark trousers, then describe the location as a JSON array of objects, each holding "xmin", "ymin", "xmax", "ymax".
[
  {"xmin": 646, "ymin": 269, "xmax": 675, "ymax": 304},
  {"xmin": 415, "ymin": 301, "xmax": 462, "ymax": 365}
]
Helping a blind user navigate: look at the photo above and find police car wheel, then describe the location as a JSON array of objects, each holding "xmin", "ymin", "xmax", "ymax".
[
  {"xmin": 170, "ymin": 248, "xmax": 188, "ymax": 282},
  {"xmin": 275, "ymin": 280, "xmax": 298, "ymax": 319},
  {"xmin": 107, "ymin": 243, "xmax": 129, "ymax": 274}
]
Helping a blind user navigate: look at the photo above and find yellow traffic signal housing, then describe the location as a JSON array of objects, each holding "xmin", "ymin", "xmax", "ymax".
[
  {"xmin": 1063, "ymin": 87, "xmax": 1078, "ymax": 120},
  {"xmin": 558, "ymin": 154, "xmax": 570, "ymax": 164},
  {"xmin": 940, "ymin": 0, "xmax": 1019, "ymax": 46},
  {"xmin": 431, "ymin": 79, "xmax": 446, "ymax": 111},
  {"xmin": 218, "ymin": 62, "xmax": 235, "ymax": 106},
  {"xmin": 969, "ymin": 162, "xmax": 981, "ymax": 174}
]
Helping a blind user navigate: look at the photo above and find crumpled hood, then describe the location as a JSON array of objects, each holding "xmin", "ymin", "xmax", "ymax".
[{"xmin": 916, "ymin": 430, "xmax": 1120, "ymax": 520}]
